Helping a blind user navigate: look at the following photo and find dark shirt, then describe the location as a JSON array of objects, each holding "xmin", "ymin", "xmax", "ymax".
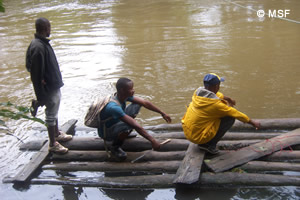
[{"xmin": 26, "ymin": 34, "xmax": 64, "ymax": 102}]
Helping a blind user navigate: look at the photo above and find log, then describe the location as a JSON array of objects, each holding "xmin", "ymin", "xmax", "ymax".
[
  {"xmin": 50, "ymin": 150, "xmax": 185, "ymax": 162},
  {"xmin": 42, "ymin": 161, "xmax": 181, "ymax": 173},
  {"xmin": 20, "ymin": 136, "xmax": 300, "ymax": 152},
  {"xmin": 4, "ymin": 119, "xmax": 78, "ymax": 183},
  {"xmin": 49, "ymin": 150, "xmax": 300, "ymax": 163},
  {"xmin": 144, "ymin": 118, "xmax": 300, "ymax": 131},
  {"xmin": 173, "ymin": 143, "xmax": 205, "ymax": 184},
  {"xmin": 206, "ymin": 128, "xmax": 300, "ymax": 172},
  {"xmin": 153, "ymin": 131, "xmax": 283, "ymax": 140},
  {"xmin": 259, "ymin": 150, "xmax": 300, "ymax": 162},
  {"xmin": 20, "ymin": 137, "xmax": 189, "ymax": 151},
  {"xmin": 5, "ymin": 141, "xmax": 50, "ymax": 183},
  {"xmin": 239, "ymin": 161, "xmax": 300, "ymax": 172},
  {"xmin": 29, "ymin": 172, "xmax": 300, "ymax": 188}
]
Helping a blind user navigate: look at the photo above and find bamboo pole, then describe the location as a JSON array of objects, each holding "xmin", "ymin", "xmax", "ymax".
[{"xmin": 29, "ymin": 172, "xmax": 300, "ymax": 188}]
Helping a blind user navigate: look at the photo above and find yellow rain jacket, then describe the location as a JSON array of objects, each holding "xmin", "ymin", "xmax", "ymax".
[{"xmin": 182, "ymin": 88, "xmax": 250, "ymax": 144}]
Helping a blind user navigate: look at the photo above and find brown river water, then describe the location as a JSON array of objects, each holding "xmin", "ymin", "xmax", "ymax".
[{"xmin": 0, "ymin": 0, "xmax": 300, "ymax": 199}]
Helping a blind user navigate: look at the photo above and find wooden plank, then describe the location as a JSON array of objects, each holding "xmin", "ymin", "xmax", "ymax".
[
  {"xmin": 173, "ymin": 143, "xmax": 205, "ymax": 184},
  {"xmin": 6, "ymin": 119, "xmax": 77, "ymax": 183},
  {"xmin": 206, "ymin": 128, "xmax": 300, "ymax": 172},
  {"xmin": 12, "ymin": 141, "xmax": 49, "ymax": 182}
]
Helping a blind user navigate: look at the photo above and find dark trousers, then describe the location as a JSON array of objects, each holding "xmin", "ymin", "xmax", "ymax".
[
  {"xmin": 207, "ymin": 116, "xmax": 235, "ymax": 147},
  {"xmin": 100, "ymin": 103, "xmax": 141, "ymax": 141}
]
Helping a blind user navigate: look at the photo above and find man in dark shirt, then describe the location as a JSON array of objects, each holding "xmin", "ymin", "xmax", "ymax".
[{"xmin": 26, "ymin": 17, "xmax": 72, "ymax": 154}]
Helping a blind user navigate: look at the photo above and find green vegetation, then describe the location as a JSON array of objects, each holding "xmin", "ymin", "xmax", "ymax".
[
  {"xmin": 0, "ymin": 101, "xmax": 45, "ymax": 126},
  {"xmin": 0, "ymin": 0, "xmax": 4, "ymax": 12}
]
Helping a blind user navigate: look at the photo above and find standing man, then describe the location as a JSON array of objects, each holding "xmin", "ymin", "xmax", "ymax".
[
  {"xmin": 98, "ymin": 78, "xmax": 172, "ymax": 161},
  {"xmin": 26, "ymin": 17, "xmax": 72, "ymax": 154},
  {"xmin": 182, "ymin": 73, "xmax": 260, "ymax": 154}
]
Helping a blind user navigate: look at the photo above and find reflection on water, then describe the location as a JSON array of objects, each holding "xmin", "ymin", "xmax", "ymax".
[{"xmin": 0, "ymin": 0, "xmax": 300, "ymax": 199}]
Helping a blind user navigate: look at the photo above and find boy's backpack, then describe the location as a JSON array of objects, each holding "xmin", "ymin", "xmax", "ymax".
[{"xmin": 84, "ymin": 94, "xmax": 119, "ymax": 128}]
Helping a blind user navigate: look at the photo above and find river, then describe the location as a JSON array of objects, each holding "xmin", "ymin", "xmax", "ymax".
[{"xmin": 0, "ymin": 0, "xmax": 300, "ymax": 199}]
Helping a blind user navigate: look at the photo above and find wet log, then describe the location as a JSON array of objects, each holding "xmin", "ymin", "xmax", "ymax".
[
  {"xmin": 42, "ymin": 161, "xmax": 181, "ymax": 173},
  {"xmin": 173, "ymin": 143, "xmax": 205, "ymax": 184},
  {"xmin": 50, "ymin": 150, "xmax": 185, "ymax": 162},
  {"xmin": 49, "ymin": 150, "xmax": 300, "ymax": 163},
  {"xmin": 153, "ymin": 131, "xmax": 283, "ymax": 140},
  {"xmin": 144, "ymin": 118, "xmax": 300, "ymax": 131},
  {"xmin": 29, "ymin": 172, "xmax": 300, "ymax": 188},
  {"xmin": 259, "ymin": 150, "xmax": 300, "ymax": 162},
  {"xmin": 240, "ymin": 161, "xmax": 300, "ymax": 172},
  {"xmin": 19, "ymin": 137, "xmax": 294, "ymax": 152},
  {"xmin": 206, "ymin": 128, "xmax": 300, "ymax": 172},
  {"xmin": 20, "ymin": 137, "xmax": 189, "ymax": 151}
]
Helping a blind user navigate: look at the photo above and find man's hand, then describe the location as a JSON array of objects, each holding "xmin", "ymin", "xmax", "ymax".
[
  {"xmin": 151, "ymin": 139, "xmax": 161, "ymax": 151},
  {"xmin": 162, "ymin": 113, "xmax": 172, "ymax": 123},
  {"xmin": 224, "ymin": 96, "xmax": 236, "ymax": 107},
  {"xmin": 249, "ymin": 119, "xmax": 261, "ymax": 130}
]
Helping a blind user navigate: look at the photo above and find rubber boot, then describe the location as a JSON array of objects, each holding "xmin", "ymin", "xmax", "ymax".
[
  {"xmin": 47, "ymin": 125, "xmax": 68, "ymax": 154},
  {"xmin": 47, "ymin": 125, "xmax": 56, "ymax": 147},
  {"xmin": 110, "ymin": 139, "xmax": 127, "ymax": 161}
]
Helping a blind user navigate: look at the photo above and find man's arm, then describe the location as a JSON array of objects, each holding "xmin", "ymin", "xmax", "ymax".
[
  {"xmin": 131, "ymin": 97, "xmax": 172, "ymax": 123},
  {"xmin": 120, "ymin": 114, "xmax": 161, "ymax": 150},
  {"xmin": 248, "ymin": 119, "xmax": 261, "ymax": 130},
  {"xmin": 223, "ymin": 95, "xmax": 236, "ymax": 107}
]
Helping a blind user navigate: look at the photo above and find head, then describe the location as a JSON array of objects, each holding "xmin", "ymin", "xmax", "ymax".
[
  {"xmin": 203, "ymin": 73, "xmax": 225, "ymax": 94},
  {"xmin": 116, "ymin": 78, "xmax": 135, "ymax": 98},
  {"xmin": 35, "ymin": 17, "xmax": 51, "ymax": 37}
]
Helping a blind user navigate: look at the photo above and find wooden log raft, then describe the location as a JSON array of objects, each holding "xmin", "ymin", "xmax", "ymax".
[{"xmin": 5, "ymin": 118, "xmax": 300, "ymax": 188}]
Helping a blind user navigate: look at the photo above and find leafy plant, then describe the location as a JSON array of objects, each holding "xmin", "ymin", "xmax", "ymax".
[
  {"xmin": 0, "ymin": 0, "xmax": 4, "ymax": 12},
  {"xmin": 0, "ymin": 101, "xmax": 46, "ymax": 126}
]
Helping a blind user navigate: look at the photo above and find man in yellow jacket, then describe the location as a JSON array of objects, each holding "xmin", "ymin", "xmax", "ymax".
[{"xmin": 182, "ymin": 73, "xmax": 260, "ymax": 154}]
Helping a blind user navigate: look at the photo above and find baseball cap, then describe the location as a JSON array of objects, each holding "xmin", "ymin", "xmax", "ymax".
[{"xmin": 203, "ymin": 73, "xmax": 225, "ymax": 86}]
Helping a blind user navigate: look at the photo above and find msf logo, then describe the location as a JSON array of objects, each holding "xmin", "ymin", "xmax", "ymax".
[{"xmin": 257, "ymin": 9, "xmax": 290, "ymax": 18}]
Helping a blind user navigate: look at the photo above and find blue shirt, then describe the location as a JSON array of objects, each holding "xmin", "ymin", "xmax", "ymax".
[{"xmin": 100, "ymin": 96, "xmax": 134, "ymax": 129}]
